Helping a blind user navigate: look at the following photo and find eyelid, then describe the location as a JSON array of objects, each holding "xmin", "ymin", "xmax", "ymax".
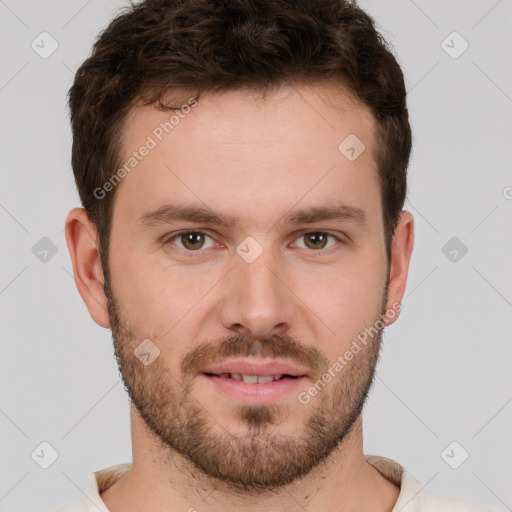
[
  {"xmin": 164, "ymin": 230, "xmax": 218, "ymax": 255},
  {"xmin": 291, "ymin": 230, "xmax": 344, "ymax": 251},
  {"xmin": 163, "ymin": 229, "xmax": 346, "ymax": 255}
]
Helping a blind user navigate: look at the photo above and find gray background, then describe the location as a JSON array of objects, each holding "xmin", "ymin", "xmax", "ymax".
[{"xmin": 0, "ymin": 1, "xmax": 510, "ymax": 511}]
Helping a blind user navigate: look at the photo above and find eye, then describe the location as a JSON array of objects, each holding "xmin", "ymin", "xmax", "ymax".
[
  {"xmin": 165, "ymin": 231, "xmax": 216, "ymax": 252},
  {"xmin": 164, "ymin": 230, "xmax": 343, "ymax": 255},
  {"xmin": 293, "ymin": 231, "xmax": 340, "ymax": 251}
]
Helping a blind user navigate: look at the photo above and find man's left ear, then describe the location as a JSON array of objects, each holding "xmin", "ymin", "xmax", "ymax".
[{"xmin": 385, "ymin": 210, "xmax": 414, "ymax": 326}]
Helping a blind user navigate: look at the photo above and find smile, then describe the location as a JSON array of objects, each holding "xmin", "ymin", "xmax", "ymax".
[{"xmin": 203, "ymin": 372, "xmax": 299, "ymax": 383}]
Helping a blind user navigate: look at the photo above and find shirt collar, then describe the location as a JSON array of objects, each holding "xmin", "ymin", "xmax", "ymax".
[{"xmin": 79, "ymin": 455, "xmax": 424, "ymax": 512}]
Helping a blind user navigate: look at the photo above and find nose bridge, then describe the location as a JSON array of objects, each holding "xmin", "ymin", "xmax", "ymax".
[
  {"xmin": 220, "ymin": 239, "xmax": 295, "ymax": 337},
  {"xmin": 240, "ymin": 244, "xmax": 280, "ymax": 298}
]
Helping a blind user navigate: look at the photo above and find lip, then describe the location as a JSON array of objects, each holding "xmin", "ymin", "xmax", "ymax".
[
  {"xmin": 202, "ymin": 358, "xmax": 309, "ymax": 378},
  {"xmin": 200, "ymin": 358, "xmax": 309, "ymax": 404},
  {"xmin": 200, "ymin": 373, "xmax": 307, "ymax": 404}
]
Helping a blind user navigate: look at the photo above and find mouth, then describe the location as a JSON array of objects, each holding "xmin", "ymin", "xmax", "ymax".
[
  {"xmin": 203, "ymin": 372, "xmax": 300, "ymax": 384},
  {"xmin": 199, "ymin": 359, "xmax": 309, "ymax": 404}
]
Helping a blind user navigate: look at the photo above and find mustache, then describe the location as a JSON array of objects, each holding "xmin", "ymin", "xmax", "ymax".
[{"xmin": 180, "ymin": 333, "xmax": 330, "ymax": 380}]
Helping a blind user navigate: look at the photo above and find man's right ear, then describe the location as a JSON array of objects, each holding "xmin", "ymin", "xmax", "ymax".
[{"xmin": 65, "ymin": 207, "xmax": 111, "ymax": 328}]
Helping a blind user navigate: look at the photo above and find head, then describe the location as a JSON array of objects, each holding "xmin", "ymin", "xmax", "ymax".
[{"xmin": 65, "ymin": 0, "xmax": 414, "ymax": 494}]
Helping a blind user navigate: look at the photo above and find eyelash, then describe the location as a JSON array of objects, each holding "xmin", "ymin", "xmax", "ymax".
[{"xmin": 163, "ymin": 230, "xmax": 344, "ymax": 256}]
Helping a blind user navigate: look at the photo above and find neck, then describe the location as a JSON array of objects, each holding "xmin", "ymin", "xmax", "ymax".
[{"xmin": 100, "ymin": 407, "xmax": 399, "ymax": 512}]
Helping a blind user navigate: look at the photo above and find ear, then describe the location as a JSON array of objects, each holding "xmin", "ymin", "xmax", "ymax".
[
  {"xmin": 384, "ymin": 210, "xmax": 414, "ymax": 326},
  {"xmin": 64, "ymin": 207, "xmax": 111, "ymax": 328}
]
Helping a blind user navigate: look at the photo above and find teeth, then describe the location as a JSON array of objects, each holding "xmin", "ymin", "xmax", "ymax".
[
  {"xmin": 236, "ymin": 374, "xmax": 283, "ymax": 383},
  {"xmin": 214, "ymin": 373, "xmax": 287, "ymax": 383}
]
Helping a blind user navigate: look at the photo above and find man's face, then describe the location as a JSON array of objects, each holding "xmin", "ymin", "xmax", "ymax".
[{"xmin": 104, "ymin": 84, "xmax": 391, "ymax": 492}]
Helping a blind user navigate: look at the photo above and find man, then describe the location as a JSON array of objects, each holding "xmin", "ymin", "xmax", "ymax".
[{"xmin": 58, "ymin": 0, "xmax": 494, "ymax": 510}]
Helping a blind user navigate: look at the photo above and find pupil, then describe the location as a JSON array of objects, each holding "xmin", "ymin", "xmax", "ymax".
[
  {"xmin": 307, "ymin": 232, "xmax": 326, "ymax": 249},
  {"xmin": 183, "ymin": 232, "xmax": 204, "ymax": 250}
]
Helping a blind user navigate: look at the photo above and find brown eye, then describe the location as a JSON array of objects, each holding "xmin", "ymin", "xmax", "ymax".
[
  {"xmin": 181, "ymin": 232, "xmax": 205, "ymax": 250},
  {"xmin": 303, "ymin": 232, "xmax": 328, "ymax": 249},
  {"xmin": 166, "ymin": 231, "xmax": 215, "ymax": 252},
  {"xmin": 294, "ymin": 232, "xmax": 339, "ymax": 251}
]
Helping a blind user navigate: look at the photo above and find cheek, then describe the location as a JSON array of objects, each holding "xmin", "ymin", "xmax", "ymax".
[
  {"xmin": 110, "ymin": 250, "xmax": 220, "ymax": 338},
  {"xmin": 107, "ymin": 249, "xmax": 171, "ymax": 332},
  {"xmin": 109, "ymin": 227, "xmax": 387, "ymax": 352},
  {"xmin": 295, "ymin": 252, "xmax": 387, "ymax": 338}
]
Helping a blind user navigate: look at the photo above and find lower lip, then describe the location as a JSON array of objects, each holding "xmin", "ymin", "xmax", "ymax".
[{"xmin": 200, "ymin": 374, "xmax": 306, "ymax": 404}]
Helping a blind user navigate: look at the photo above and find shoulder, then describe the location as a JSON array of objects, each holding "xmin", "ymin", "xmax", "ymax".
[
  {"xmin": 395, "ymin": 470, "xmax": 496, "ymax": 511},
  {"xmin": 52, "ymin": 463, "xmax": 130, "ymax": 512},
  {"xmin": 365, "ymin": 455, "xmax": 495, "ymax": 512},
  {"xmin": 52, "ymin": 497, "xmax": 92, "ymax": 512}
]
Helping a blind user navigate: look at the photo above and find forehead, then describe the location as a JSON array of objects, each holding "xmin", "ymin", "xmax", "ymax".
[
  {"xmin": 123, "ymin": 83, "xmax": 376, "ymax": 154},
  {"xmin": 114, "ymin": 83, "xmax": 381, "ymax": 230}
]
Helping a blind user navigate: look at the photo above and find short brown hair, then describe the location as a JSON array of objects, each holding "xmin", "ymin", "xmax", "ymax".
[{"xmin": 68, "ymin": 0, "xmax": 411, "ymax": 265}]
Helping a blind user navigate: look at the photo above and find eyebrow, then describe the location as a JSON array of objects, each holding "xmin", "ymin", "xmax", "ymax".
[{"xmin": 137, "ymin": 202, "xmax": 367, "ymax": 230}]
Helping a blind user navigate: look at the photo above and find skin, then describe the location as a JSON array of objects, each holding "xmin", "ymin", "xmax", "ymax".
[{"xmin": 65, "ymin": 82, "xmax": 414, "ymax": 511}]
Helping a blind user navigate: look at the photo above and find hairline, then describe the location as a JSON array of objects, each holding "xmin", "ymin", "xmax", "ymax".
[{"xmin": 98, "ymin": 79, "xmax": 393, "ymax": 275}]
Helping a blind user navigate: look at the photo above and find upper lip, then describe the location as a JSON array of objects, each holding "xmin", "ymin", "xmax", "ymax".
[{"xmin": 202, "ymin": 358, "xmax": 308, "ymax": 377}]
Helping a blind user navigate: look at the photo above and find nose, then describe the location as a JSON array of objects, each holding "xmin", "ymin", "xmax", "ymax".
[{"xmin": 218, "ymin": 247, "xmax": 297, "ymax": 340}]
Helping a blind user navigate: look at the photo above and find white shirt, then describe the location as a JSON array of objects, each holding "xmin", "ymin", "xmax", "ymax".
[{"xmin": 54, "ymin": 454, "xmax": 494, "ymax": 511}]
